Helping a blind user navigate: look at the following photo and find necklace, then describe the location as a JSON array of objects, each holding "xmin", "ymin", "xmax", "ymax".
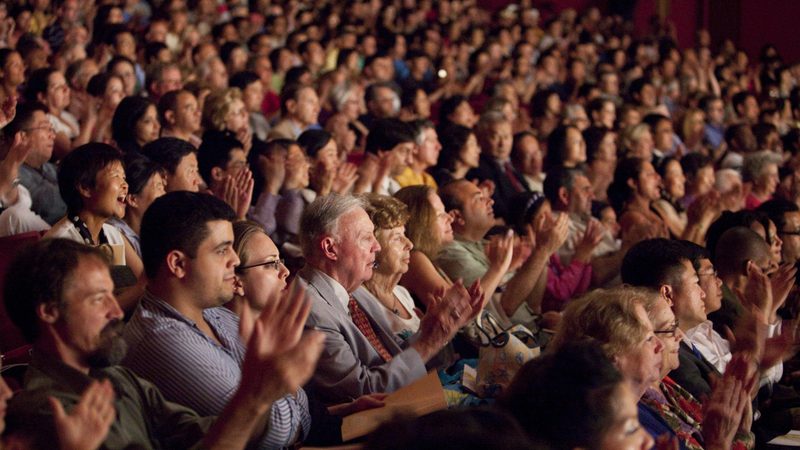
[{"xmin": 390, "ymin": 294, "xmax": 400, "ymax": 315}]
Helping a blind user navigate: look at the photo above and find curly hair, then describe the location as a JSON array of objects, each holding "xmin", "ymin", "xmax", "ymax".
[
  {"xmin": 362, "ymin": 194, "xmax": 410, "ymax": 231},
  {"xmin": 202, "ymin": 87, "xmax": 243, "ymax": 131}
]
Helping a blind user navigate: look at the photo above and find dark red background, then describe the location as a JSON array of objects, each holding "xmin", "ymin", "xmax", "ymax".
[{"xmin": 478, "ymin": 0, "xmax": 800, "ymax": 63}]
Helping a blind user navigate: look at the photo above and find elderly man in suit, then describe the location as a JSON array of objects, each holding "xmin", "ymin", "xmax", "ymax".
[{"xmin": 298, "ymin": 194, "xmax": 481, "ymax": 404}]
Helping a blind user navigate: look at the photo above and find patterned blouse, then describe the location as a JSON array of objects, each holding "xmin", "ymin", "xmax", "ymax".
[{"xmin": 642, "ymin": 376, "xmax": 754, "ymax": 450}]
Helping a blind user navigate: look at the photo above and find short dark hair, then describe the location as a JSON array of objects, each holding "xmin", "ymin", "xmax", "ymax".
[
  {"xmin": 140, "ymin": 191, "xmax": 236, "ymax": 279},
  {"xmin": 621, "ymin": 238, "xmax": 688, "ymax": 289},
  {"xmin": 3, "ymin": 102, "xmax": 46, "ymax": 140},
  {"xmin": 4, "ymin": 239, "xmax": 109, "ymax": 342},
  {"xmin": 543, "ymin": 166, "xmax": 585, "ymax": 208},
  {"xmin": 197, "ymin": 131, "xmax": 244, "ymax": 185},
  {"xmin": 141, "ymin": 137, "xmax": 197, "ymax": 175},
  {"xmin": 758, "ymin": 198, "xmax": 800, "ymax": 233},
  {"xmin": 156, "ymin": 89, "xmax": 187, "ymax": 125},
  {"xmin": 23, "ymin": 67, "xmax": 58, "ymax": 103},
  {"xmin": 124, "ymin": 152, "xmax": 165, "ymax": 196},
  {"xmin": 680, "ymin": 152, "xmax": 712, "ymax": 180},
  {"xmin": 678, "ymin": 240, "xmax": 710, "ymax": 272},
  {"xmin": 229, "ymin": 70, "xmax": 260, "ymax": 91},
  {"xmin": 365, "ymin": 118, "xmax": 415, "ymax": 154},
  {"xmin": 297, "ymin": 129, "xmax": 333, "ymax": 159},
  {"xmin": 58, "ymin": 143, "xmax": 124, "ymax": 216}
]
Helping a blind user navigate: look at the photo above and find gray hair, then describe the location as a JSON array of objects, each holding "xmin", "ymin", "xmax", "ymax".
[
  {"xmin": 742, "ymin": 150, "xmax": 782, "ymax": 182},
  {"xmin": 715, "ymin": 168, "xmax": 742, "ymax": 193},
  {"xmin": 299, "ymin": 194, "xmax": 366, "ymax": 258},
  {"xmin": 330, "ymin": 82, "xmax": 358, "ymax": 112}
]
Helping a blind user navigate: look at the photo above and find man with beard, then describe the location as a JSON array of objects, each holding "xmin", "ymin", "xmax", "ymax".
[{"xmin": 3, "ymin": 238, "xmax": 324, "ymax": 449}]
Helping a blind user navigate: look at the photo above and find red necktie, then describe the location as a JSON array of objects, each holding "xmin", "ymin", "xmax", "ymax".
[
  {"xmin": 503, "ymin": 161, "xmax": 525, "ymax": 193},
  {"xmin": 348, "ymin": 296, "xmax": 393, "ymax": 362}
]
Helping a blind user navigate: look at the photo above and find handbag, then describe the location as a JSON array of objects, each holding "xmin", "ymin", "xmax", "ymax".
[{"xmin": 474, "ymin": 311, "xmax": 540, "ymax": 398}]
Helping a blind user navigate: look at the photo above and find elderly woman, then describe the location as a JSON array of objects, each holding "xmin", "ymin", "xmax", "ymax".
[
  {"xmin": 328, "ymin": 82, "xmax": 368, "ymax": 147},
  {"xmin": 202, "ymin": 87, "xmax": 254, "ymax": 156},
  {"xmin": 112, "ymin": 96, "xmax": 160, "ymax": 153},
  {"xmin": 641, "ymin": 291, "xmax": 755, "ymax": 450},
  {"xmin": 550, "ymin": 287, "xmax": 753, "ymax": 449},
  {"xmin": 621, "ymin": 123, "xmax": 655, "ymax": 162},
  {"xmin": 361, "ymin": 194, "xmax": 419, "ymax": 344},
  {"xmin": 743, "ymin": 150, "xmax": 783, "ymax": 209}
]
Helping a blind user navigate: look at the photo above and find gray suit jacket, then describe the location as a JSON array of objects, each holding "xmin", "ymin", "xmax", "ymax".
[{"xmin": 298, "ymin": 266, "xmax": 427, "ymax": 404}]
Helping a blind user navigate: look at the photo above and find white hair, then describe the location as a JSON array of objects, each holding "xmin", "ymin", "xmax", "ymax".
[{"xmin": 299, "ymin": 194, "xmax": 366, "ymax": 259}]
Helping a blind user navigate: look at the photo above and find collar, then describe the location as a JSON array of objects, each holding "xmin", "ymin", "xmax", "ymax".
[{"xmin": 308, "ymin": 267, "xmax": 352, "ymax": 313}]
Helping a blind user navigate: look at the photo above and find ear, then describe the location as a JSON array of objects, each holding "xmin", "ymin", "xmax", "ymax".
[
  {"xmin": 77, "ymin": 182, "xmax": 93, "ymax": 200},
  {"xmin": 320, "ymin": 236, "xmax": 338, "ymax": 261},
  {"xmin": 166, "ymin": 250, "xmax": 188, "ymax": 278},
  {"xmin": 164, "ymin": 110, "xmax": 176, "ymax": 126},
  {"xmin": 285, "ymin": 98, "xmax": 297, "ymax": 115},
  {"xmin": 450, "ymin": 209, "xmax": 464, "ymax": 226},
  {"xmin": 626, "ymin": 177, "xmax": 637, "ymax": 191},
  {"xmin": 660, "ymin": 284, "xmax": 674, "ymax": 307},
  {"xmin": 557, "ymin": 186, "xmax": 569, "ymax": 206},
  {"xmin": 126, "ymin": 193, "xmax": 139, "ymax": 208},
  {"xmin": 37, "ymin": 302, "xmax": 61, "ymax": 324},
  {"xmin": 37, "ymin": 92, "xmax": 48, "ymax": 105},
  {"xmin": 210, "ymin": 166, "xmax": 226, "ymax": 182}
]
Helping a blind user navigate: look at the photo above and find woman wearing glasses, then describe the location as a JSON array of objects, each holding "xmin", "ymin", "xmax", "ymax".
[{"xmin": 230, "ymin": 220, "xmax": 290, "ymax": 324}]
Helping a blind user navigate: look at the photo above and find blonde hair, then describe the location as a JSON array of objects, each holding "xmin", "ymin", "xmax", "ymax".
[
  {"xmin": 232, "ymin": 220, "xmax": 266, "ymax": 267},
  {"xmin": 549, "ymin": 287, "xmax": 650, "ymax": 360},
  {"xmin": 202, "ymin": 87, "xmax": 243, "ymax": 131},
  {"xmin": 394, "ymin": 185, "xmax": 442, "ymax": 259}
]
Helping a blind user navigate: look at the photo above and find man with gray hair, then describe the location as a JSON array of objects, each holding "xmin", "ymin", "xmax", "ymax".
[{"xmin": 298, "ymin": 194, "xmax": 481, "ymax": 404}]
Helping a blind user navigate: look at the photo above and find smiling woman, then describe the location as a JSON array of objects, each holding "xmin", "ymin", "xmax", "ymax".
[{"xmin": 44, "ymin": 143, "xmax": 145, "ymax": 310}]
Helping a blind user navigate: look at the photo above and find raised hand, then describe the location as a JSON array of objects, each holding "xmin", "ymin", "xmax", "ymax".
[
  {"xmin": 257, "ymin": 153, "xmax": 286, "ymax": 195},
  {"xmin": 702, "ymin": 354, "xmax": 757, "ymax": 449},
  {"xmin": 537, "ymin": 212, "xmax": 570, "ymax": 255},
  {"xmin": 573, "ymin": 217, "xmax": 604, "ymax": 263},
  {"xmin": 331, "ymin": 162, "xmax": 358, "ymax": 194},
  {"xmin": 485, "ymin": 229, "xmax": 514, "ymax": 275},
  {"xmin": 415, "ymin": 279, "xmax": 479, "ymax": 360},
  {"xmin": 769, "ymin": 263, "xmax": 797, "ymax": 318},
  {"xmin": 353, "ymin": 153, "xmax": 379, "ymax": 194},
  {"xmin": 0, "ymin": 95, "xmax": 16, "ymax": 129},
  {"xmin": 238, "ymin": 281, "xmax": 324, "ymax": 410},
  {"xmin": 50, "ymin": 379, "xmax": 116, "ymax": 450},
  {"xmin": 734, "ymin": 261, "xmax": 773, "ymax": 324}
]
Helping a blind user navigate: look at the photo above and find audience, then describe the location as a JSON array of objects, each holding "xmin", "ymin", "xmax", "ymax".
[{"xmin": 3, "ymin": 1, "xmax": 800, "ymax": 447}]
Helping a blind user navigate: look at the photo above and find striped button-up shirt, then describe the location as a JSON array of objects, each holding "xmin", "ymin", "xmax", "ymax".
[{"xmin": 123, "ymin": 290, "xmax": 312, "ymax": 449}]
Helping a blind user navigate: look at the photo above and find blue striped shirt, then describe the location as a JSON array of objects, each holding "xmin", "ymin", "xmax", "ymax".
[{"xmin": 122, "ymin": 290, "xmax": 312, "ymax": 449}]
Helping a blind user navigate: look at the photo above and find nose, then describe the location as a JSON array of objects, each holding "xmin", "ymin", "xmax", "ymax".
[
  {"xmin": 640, "ymin": 429, "xmax": 655, "ymax": 450},
  {"xmin": 403, "ymin": 235, "xmax": 413, "ymax": 251},
  {"xmin": 653, "ymin": 335, "xmax": 664, "ymax": 354},
  {"xmin": 675, "ymin": 327, "xmax": 685, "ymax": 342},
  {"xmin": 107, "ymin": 295, "xmax": 124, "ymax": 320},
  {"xmin": 278, "ymin": 262, "xmax": 290, "ymax": 280}
]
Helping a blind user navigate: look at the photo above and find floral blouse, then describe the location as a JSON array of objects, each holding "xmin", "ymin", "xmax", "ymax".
[{"xmin": 642, "ymin": 376, "xmax": 754, "ymax": 450}]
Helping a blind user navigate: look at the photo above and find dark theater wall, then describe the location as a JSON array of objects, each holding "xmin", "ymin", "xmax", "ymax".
[{"xmin": 477, "ymin": 0, "xmax": 800, "ymax": 62}]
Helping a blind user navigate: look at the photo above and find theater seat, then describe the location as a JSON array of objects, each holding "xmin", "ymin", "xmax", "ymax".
[{"xmin": 0, "ymin": 231, "xmax": 42, "ymax": 353}]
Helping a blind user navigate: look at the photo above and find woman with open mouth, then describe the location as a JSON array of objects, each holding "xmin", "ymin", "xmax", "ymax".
[{"xmin": 44, "ymin": 142, "xmax": 144, "ymax": 312}]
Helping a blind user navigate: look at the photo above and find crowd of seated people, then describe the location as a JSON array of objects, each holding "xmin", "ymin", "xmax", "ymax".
[{"xmin": 2, "ymin": 0, "xmax": 800, "ymax": 448}]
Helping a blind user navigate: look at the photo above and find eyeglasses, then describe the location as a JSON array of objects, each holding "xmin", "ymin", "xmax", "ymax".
[
  {"xmin": 697, "ymin": 269, "xmax": 718, "ymax": 278},
  {"xmin": 780, "ymin": 230, "xmax": 800, "ymax": 236},
  {"xmin": 654, "ymin": 320, "xmax": 680, "ymax": 338},
  {"xmin": 24, "ymin": 124, "xmax": 54, "ymax": 132},
  {"xmin": 235, "ymin": 258, "xmax": 284, "ymax": 274}
]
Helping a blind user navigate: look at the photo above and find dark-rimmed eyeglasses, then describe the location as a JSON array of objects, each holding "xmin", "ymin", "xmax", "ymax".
[
  {"xmin": 235, "ymin": 258, "xmax": 284, "ymax": 274},
  {"xmin": 654, "ymin": 320, "xmax": 680, "ymax": 337}
]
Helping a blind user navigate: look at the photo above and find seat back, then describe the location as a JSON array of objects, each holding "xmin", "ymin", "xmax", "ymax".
[{"xmin": 0, "ymin": 231, "xmax": 42, "ymax": 352}]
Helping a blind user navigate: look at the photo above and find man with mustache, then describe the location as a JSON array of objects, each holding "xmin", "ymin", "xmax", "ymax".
[{"xmin": 3, "ymin": 236, "xmax": 323, "ymax": 449}]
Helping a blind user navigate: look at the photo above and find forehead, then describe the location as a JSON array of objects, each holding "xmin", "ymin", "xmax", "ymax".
[
  {"xmin": 785, "ymin": 211, "xmax": 800, "ymax": 225},
  {"xmin": 63, "ymin": 255, "xmax": 113, "ymax": 298},
  {"xmin": 341, "ymin": 208, "xmax": 374, "ymax": 234},
  {"xmin": 200, "ymin": 220, "xmax": 234, "ymax": 246}
]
